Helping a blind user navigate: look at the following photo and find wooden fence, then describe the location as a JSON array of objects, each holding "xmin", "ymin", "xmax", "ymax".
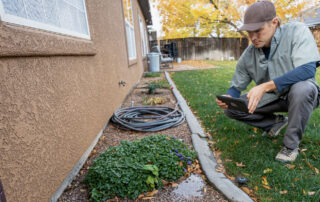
[{"xmin": 160, "ymin": 37, "xmax": 248, "ymax": 61}]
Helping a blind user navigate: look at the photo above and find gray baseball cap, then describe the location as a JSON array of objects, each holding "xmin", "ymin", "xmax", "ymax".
[{"xmin": 239, "ymin": 0, "xmax": 276, "ymax": 31}]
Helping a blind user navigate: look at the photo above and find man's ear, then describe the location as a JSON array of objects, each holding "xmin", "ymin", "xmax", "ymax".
[{"xmin": 272, "ymin": 17, "xmax": 279, "ymax": 27}]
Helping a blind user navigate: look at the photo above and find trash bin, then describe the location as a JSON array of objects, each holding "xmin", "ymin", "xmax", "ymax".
[{"xmin": 147, "ymin": 53, "xmax": 160, "ymax": 72}]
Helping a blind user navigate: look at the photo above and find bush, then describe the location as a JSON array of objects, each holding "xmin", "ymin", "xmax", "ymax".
[{"xmin": 84, "ymin": 135, "xmax": 197, "ymax": 201}]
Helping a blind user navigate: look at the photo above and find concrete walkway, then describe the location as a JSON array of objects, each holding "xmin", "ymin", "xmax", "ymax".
[{"xmin": 165, "ymin": 71, "xmax": 253, "ymax": 202}]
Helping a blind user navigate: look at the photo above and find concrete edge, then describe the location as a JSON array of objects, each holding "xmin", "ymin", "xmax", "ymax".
[
  {"xmin": 165, "ymin": 71, "xmax": 253, "ymax": 202},
  {"xmin": 49, "ymin": 121, "xmax": 109, "ymax": 202}
]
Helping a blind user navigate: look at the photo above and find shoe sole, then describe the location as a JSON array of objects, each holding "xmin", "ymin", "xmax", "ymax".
[{"xmin": 268, "ymin": 119, "xmax": 288, "ymax": 138}]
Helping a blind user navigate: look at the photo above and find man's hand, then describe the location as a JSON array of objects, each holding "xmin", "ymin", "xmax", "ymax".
[
  {"xmin": 216, "ymin": 94, "xmax": 231, "ymax": 109},
  {"xmin": 247, "ymin": 81, "xmax": 276, "ymax": 114}
]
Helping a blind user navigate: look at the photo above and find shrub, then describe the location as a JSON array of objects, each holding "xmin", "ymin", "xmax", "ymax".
[{"xmin": 84, "ymin": 135, "xmax": 197, "ymax": 201}]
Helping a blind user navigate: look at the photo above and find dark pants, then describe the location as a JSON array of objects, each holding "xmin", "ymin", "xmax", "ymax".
[{"xmin": 224, "ymin": 81, "xmax": 319, "ymax": 149}]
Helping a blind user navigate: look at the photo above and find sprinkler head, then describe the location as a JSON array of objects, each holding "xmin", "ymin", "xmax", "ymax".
[{"xmin": 236, "ymin": 176, "xmax": 248, "ymax": 185}]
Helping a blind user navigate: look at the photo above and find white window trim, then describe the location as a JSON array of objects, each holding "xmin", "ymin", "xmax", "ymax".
[
  {"xmin": 124, "ymin": 0, "xmax": 136, "ymax": 60},
  {"xmin": 0, "ymin": 0, "xmax": 91, "ymax": 40},
  {"xmin": 139, "ymin": 15, "xmax": 145, "ymax": 56}
]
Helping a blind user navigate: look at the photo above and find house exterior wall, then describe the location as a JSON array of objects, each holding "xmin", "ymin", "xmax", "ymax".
[{"xmin": 0, "ymin": 0, "xmax": 147, "ymax": 201}]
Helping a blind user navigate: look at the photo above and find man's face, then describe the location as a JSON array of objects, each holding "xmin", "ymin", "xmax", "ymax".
[{"xmin": 247, "ymin": 19, "xmax": 278, "ymax": 48}]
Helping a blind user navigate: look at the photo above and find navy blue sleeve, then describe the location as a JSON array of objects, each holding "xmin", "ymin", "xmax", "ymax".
[
  {"xmin": 226, "ymin": 86, "xmax": 241, "ymax": 98},
  {"xmin": 273, "ymin": 62, "xmax": 316, "ymax": 92}
]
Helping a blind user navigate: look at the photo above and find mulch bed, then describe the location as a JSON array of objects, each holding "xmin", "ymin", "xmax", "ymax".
[{"xmin": 58, "ymin": 74, "xmax": 227, "ymax": 202}]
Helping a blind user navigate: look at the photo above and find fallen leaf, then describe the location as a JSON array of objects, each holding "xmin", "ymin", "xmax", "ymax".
[
  {"xmin": 241, "ymin": 187, "xmax": 251, "ymax": 195},
  {"xmin": 147, "ymin": 190, "xmax": 158, "ymax": 197},
  {"xmin": 226, "ymin": 175, "xmax": 236, "ymax": 181},
  {"xmin": 254, "ymin": 128, "xmax": 258, "ymax": 133},
  {"xmin": 300, "ymin": 148, "xmax": 307, "ymax": 152},
  {"xmin": 203, "ymin": 188, "xmax": 207, "ymax": 193},
  {"xmin": 308, "ymin": 191, "xmax": 316, "ymax": 196},
  {"xmin": 285, "ymin": 164, "xmax": 296, "ymax": 169},
  {"xmin": 236, "ymin": 162, "xmax": 245, "ymax": 167},
  {"xmin": 171, "ymin": 183, "xmax": 178, "ymax": 187},
  {"xmin": 217, "ymin": 159, "xmax": 223, "ymax": 164},
  {"xmin": 161, "ymin": 179, "xmax": 168, "ymax": 185},
  {"xmin": 137, "ymin": 194, "xmax": 145, "ymax": 199},
  {"xmin": 263, "ymin": 185, "xmax": 271, "ymax": 190},
  {"xmin": 195, "ymin": 169, "xmax": 202, "ymax": 174},
  {"xmin": 224, "ymin": 158, "xmax": 232, "ymax": 162},
  {"xmin": 243, "ymin": 172, "xmax": 251, "ymax": 176},
  {"xmin": 263, "ymin": 168, "xmax": 273, "ymax": 174},
  {"xmin": 255, "ymin": 186, "xmax": 258, "ymax": 191},
  {"xmin": 303, "ymin": 189, "xmax": 307, "ymax": 195},
  {"xmin": 216, "ymin": 167, "xmax": 224, "ymax": 173},
  {"xmin": 261, "ymin": 176, "xmax": 269, "ymax": 186},
  {"xmin": 142, "ymin": 197, "xmax": 155, "ymax": 200},
  {"xmin": 179, "ymin": 161, "xmax": 183, "ymax": 167},
  {"xmin": 280, "ymin": 190, "xmax": 288, "ymax": 194},
  {"xmin": 293, "ymin": 178, "xmax": 301, "ymax": 182},
  {"xmin": 80, "ymin": 189, "xmax": 85, "ymax": 192}
]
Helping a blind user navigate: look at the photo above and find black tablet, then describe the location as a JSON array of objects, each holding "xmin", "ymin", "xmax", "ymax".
[{"xmin": 216, "ymin": 95, "xmax": 248, "ymax": 113}]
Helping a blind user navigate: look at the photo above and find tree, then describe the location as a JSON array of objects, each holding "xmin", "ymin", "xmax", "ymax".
[{"xmin": 155, "ymin": 0, "xmax": 319, "ymax": 39}]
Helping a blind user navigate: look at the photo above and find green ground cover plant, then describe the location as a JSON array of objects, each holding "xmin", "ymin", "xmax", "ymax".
[
  {"xmin": 146, "ymin": 79, "xmax": 171, "ymax": 94},
  {"xmin": 84, "ymin": 135, "xmax": 197, "ymax": 201},
  {"xmin": 172, "ymin": 60, "xmax": 320, "ymax": 201},
  {"xmin": 144, "ymin": 72, "xmax": 162, "ymax": 77}
]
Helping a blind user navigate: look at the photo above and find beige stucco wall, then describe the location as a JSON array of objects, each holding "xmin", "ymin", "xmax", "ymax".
[{"xmin": 0, "ymin": 0, "xmax": 148, "ymax": 201}]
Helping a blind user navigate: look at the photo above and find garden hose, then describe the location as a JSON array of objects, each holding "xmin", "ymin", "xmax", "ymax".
[{"xmin": 111, "ymin": 106, "xmax": 185, "ymax": 132}]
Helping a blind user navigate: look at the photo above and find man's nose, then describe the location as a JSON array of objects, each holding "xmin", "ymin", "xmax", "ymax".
[{"xmin": 250, "ymin": 33, "xmax": 257, "ymax": 41}]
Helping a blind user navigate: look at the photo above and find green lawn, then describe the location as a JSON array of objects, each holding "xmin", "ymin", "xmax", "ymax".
[{"xmin": 172, "ymin": 60, "xmax": 320, "ymax": 201}]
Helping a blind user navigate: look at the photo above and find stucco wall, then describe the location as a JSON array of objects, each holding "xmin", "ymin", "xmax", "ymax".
[{"xmin": 0, "ymin": 0, "xmax": 146, "ymax": 201}]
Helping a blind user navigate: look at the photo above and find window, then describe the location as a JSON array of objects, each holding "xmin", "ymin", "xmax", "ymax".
[
  {"xmin": 139, "ymin": 15, "xmax": 149, "ymax": 57},
  {"xmin": 123, "ymin": 0, "xmax": 136, "ymax": 60},
  {"xmin": 0, "ymin": 0, "xmax": 90, "ymax": 39}
]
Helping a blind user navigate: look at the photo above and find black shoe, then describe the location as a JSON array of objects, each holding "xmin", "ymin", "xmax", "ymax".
[{"xmin": 262, "ymin": 115, "xmax": 288, "ymax": 138}]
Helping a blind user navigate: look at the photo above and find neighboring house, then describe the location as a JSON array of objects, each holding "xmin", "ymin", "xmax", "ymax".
[
  {"xmin": 296, "ymin": 7, "xmax": 320, "ymax": 50},
  {"xmin": 0, "ymin": 0, "xmax": 151, "ymax": 201}
]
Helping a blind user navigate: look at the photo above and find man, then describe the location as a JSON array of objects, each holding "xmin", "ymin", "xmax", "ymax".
[{"xmin": 216, "ymin": 0, "xmax": 320, "ymax": 162}]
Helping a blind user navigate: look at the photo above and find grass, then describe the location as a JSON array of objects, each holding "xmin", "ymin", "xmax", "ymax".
[
  {"xmin": 144, "ymin": 72, "xmax": 162, "ymax": 77},
  {"xmin": 172, "ymin": 60, "xmax": 320, "ymax": 201}
]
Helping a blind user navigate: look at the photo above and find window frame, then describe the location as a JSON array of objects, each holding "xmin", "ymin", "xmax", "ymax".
[
  {"xmin": 123, "ymin": 0, "xmax": 136, "ymax": 60},
  {"xmin": 0, "ymin": 0, "xmax": 91, "ymax": 40}
]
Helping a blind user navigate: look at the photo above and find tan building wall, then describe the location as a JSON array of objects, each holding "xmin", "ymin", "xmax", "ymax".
[{"xmin": 0, "ymin": 0, "xmax": 149, "ymax": 201}]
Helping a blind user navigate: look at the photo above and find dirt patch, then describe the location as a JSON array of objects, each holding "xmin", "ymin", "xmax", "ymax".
[{"xmin": 58, "ymin": 74, "xmax": 227, "ymax": 202}]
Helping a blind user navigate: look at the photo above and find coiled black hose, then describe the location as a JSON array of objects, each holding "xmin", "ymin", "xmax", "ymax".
[{"xmin": 111, "ymin": 106, "xmax": 185, "ymax": 132}]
